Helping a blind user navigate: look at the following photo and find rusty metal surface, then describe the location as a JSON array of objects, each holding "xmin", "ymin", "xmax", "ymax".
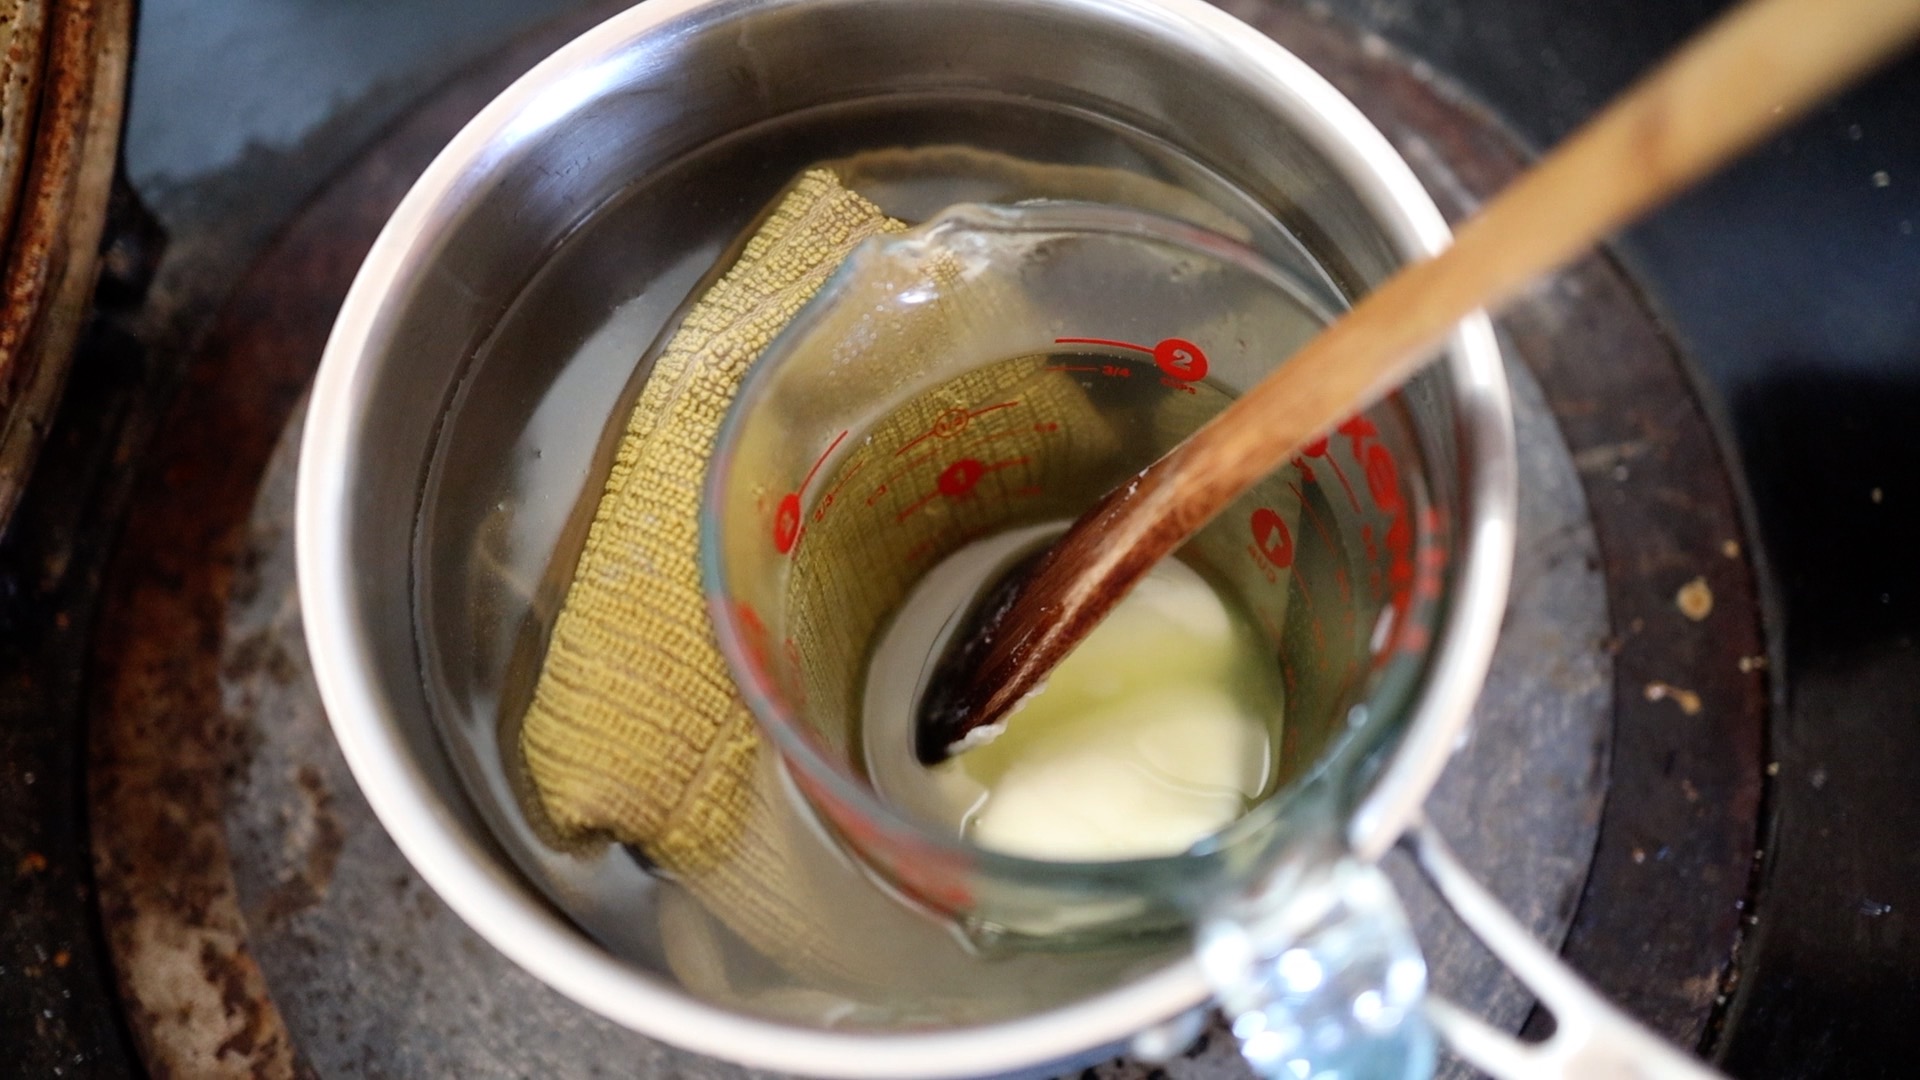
[
  {"xmin": 0, "ymin": 0, "xmax": 48, "ymax": 247},
  {"xmin": 0, "ymin": 168, "xmax": 158, "ymax": 1080},
  {"xmin": 222, "ymin": 402, "xmax": 784, "ymax": 1078},
  {"xmin": 78, "ymin": 4, "xmax": 630, "ymax": 1076},
  {"xmin": 1218, "ymin": 0, "xmax": 1772, "ymax": 1053},
  {"xmin": 0, "ymin": 0, "xmax": 130, "ymax": 532}
]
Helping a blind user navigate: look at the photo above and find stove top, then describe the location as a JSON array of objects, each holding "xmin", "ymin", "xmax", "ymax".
[{"xmin": 3, "ymin": 1, "xmax": 1915, "ymax": 1076}]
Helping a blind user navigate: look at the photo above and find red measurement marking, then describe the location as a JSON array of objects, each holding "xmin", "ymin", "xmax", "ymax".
[
  {"xmin": 1337, "ymin": 414, "xmax": 1378, "ymax": 459},
  {"xmin": 1400, "ymin": 622, "xmax": 1431, "ymax": 652},
  {"xmin": 1250, "ymin": 507, "xmax": 1294, "ymax": 569},
  {"xmin": 773, "ymin": 429, "xmax": 848, "ymax": 553},
  {"xmin": 1160, "ymin": 377, "xmax": 1198, "ymax": 394},
  {"xmin": 938, "ymin": 458, "xmax": 987, "ymax": 497},
  {"xmin": 1055, "ymin": 336, "xmax": 1151, "ymax": 353},
  {"xmin": 1033, "ymin": 420, "xmax": 1060, "ymax": 434},
  {"xmin": 1291, "ymin": 481, "xmax": 1351, "ymax": 610},
  {"xmin": 895, "ymin": 407, "xmax": 971, "ymax": 456},
  {"xmin": 1340, "ymin": 413, "xmax": 1418, "ymax": 642},
  {"xmin": 871, "ymin": 447, "xmax": 941, "ymax": 505},
  {"xmin": 1046, "ymin": 363, "xmax": 1101, "ymax": 374},
  {"xmin": 1152, "ymin": 338, "xmax": 1208, "ymax": 381},
  {"xmin": 896, "ymin": 492, "xmax": 937, "ymax": 523},
  {"xmin": 894, "ymin": 401, "xmax": 1022, "ymax": 457},
  {"xmin": 1419, "ymin": 545, "xmax": 1447, "ymax": 600},
  {"xmin": 734, "ymin": 601, "xmax": 772, "ymax": 673},
  {"xmin": 895, "ymin": 457, "xmax": 1029, "ymax": 523},
  {"xmin": 818, "ymin": 456, "xmax": 868, "ymax": 515},
  {"xmin": 772, "ymin": 492, "xmax": 801, "ymax": 553},
  {"xmin": 1417, "ymin": 506, "xmax": 1449, "ymax": 605},
  {"xmin": 802, "ymin": 430, "xmax": 847, "ymax": 494},
  {"xmin": 973, "ymin": 426, "xmax": 1023, "ymax": 447},
  {"xmin": 1327, "ymin": 451, "xmax": 1362, "ymax": 513},
  {"xmin": 1055, "ymin": 336, "xmax": 1209, "ymax": 381}
]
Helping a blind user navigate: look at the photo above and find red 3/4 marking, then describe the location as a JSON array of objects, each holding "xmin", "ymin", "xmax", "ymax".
[{"xmin": 1053, "ymin": 336, "xmax": 1209, "ymax": 382}]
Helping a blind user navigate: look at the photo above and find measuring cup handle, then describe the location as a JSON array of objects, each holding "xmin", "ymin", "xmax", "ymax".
[{"xmin": 1403, "ymin": 815, "xmax": 1726, "ymax": 1080}]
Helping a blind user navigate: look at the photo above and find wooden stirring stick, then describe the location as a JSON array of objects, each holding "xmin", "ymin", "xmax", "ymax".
[{"xmin": 915, "ymin": 0, "xmax": 1920, "ymax": 764}]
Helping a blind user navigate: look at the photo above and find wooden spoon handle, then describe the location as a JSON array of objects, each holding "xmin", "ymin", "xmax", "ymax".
[{"xmin": 922, "ymin": 0, "xmax": 1920, "ymax": 758}]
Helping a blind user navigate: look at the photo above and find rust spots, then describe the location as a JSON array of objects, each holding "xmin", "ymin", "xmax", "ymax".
[
  {"xmin": 1676, "ymin": 576, "xmax": 1714, "ymax": 621},
  {"xmin": 0, "ymin": 0, "xmax": 130, "ymax": 529},
  {"xmin": 259, "ymin": 766, "xmax": 344, "ymax": 925},
  {"xmin": 223, "ymin": 628, "xmax": 300, "ymax": 688},
  {"xmin": 16, "ymin": 850, "xmax": 46, "ymax": 874},
  {"xmin": 1644, "ymin": 680, "xmax": 1705, "ymax": 716}
]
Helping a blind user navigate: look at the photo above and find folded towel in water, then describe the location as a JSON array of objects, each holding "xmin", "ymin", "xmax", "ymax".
[{"xmin": 518, "ymin": 171, "xmax": 906, "ymax": 982}]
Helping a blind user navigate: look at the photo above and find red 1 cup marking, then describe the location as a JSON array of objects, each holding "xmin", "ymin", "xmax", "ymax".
[
  {"xmin": 1153, "ymin": 338, "xmax": 1208, "ymax": 381},
  {"xmin": 1251, "ymin": 507, "xmax": 1295, "ymax": 568},
  {"xmin": 772, "ymin": 492, "xmax": 801, "ymax": 553},
  {"xmin": 937, "ymin": 458, "xmax": 986, "ymax": 497}
]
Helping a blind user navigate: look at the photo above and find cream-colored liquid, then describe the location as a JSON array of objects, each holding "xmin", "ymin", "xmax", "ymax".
[{"xmin": 863, "ymin": 525, "xmax": 1283, "ymax": 861}]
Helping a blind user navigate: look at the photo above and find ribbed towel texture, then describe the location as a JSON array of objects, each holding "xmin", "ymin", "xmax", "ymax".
[{"xmin": 519, "ymin": 171, "xmax": 905, "ymax": 979}]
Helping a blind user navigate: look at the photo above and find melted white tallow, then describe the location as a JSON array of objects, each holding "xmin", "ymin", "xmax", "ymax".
[{"xmin": 864, "ymin": 530, "xmax": 1278, "ymax": 863}]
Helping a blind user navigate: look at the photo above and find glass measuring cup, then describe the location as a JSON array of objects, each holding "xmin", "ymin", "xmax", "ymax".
[
  {"xmin": 701, "ymin": 203, "xmax": 1734, "ymax": 1080},
  {"xmin": 703, "ymin": 200, "xmax": 1459, "ymax": 945}
]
